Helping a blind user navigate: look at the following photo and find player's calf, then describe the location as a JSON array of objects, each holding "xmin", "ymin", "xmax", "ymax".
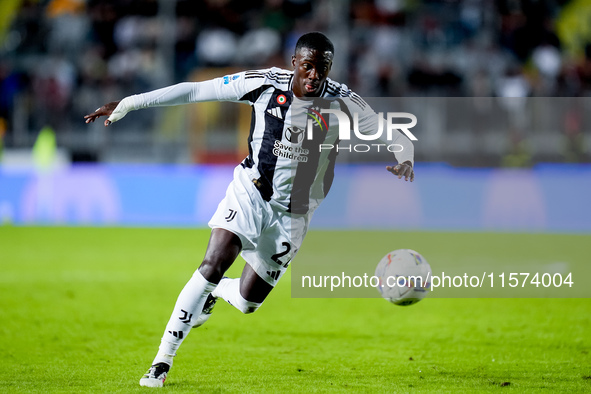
[
  {"xmin": 233, "ymin": 293, "xmax": 262, "ymax": 314},
  {"xmin": 212, "ymin": 277, "xmax": 263, "ymax": 314}
]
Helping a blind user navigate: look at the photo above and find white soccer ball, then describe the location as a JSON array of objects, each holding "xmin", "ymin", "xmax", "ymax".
[{"xmin": 375, "ymin": 249, "xmax": 431, "ymax": 306}]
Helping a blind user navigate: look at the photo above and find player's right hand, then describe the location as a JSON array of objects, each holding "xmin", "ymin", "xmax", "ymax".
[
  {"xmin": 386, "ymin": 161, "xmax": 414, "ymax": 182},
  {"xmin": 84, "ymin": 101, "xmax": 121, "ymax": 126}
]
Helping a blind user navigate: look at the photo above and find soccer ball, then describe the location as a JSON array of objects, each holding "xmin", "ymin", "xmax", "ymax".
[{"xmin": 375, "ymin": 249, "xmax": 431, "ymax": 306}]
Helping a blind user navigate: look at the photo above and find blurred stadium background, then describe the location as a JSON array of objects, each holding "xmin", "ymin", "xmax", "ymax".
[
  {"xmin": 0, "ymin": 0, "xmax": 590, "ymax": 229},
  {"xmin": 1, "ymin": 0, "xmax": 591, "ymax": 163}
]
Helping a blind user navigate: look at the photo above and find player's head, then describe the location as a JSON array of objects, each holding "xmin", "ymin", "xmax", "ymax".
[
  {"xmin": 291, "ymin": 32, "xmax": 334, "ymax": 98},
  {"xmin": 294, "ymin": 32, "xmax": 334, "ymax": 58}
]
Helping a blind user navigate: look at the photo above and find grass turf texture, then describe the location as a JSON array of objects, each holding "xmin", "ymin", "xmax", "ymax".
[{"xmin": 0, "ymin": 227, "xmax": 589, "ymax": 393}]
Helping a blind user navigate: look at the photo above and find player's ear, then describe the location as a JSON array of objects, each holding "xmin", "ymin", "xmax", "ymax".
[{"xmin": 291, "ymin": 55, "xmax": 297, "ymax": 68}]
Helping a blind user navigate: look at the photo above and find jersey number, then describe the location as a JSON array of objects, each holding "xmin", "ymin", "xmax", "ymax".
[{"xmin": 271, "ymin": 242, "xmax": 291, "ymax": 268}]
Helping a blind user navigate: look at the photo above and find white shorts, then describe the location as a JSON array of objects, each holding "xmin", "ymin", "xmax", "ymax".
[{"xmin": 208, "ymin": 166, "xmax": 312, "ymax": 286}]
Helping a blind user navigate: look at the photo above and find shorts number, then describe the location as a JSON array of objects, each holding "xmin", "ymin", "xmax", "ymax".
[{"xmin": 271, "ymin": 242, "xmax": 291, "ymax": 268}]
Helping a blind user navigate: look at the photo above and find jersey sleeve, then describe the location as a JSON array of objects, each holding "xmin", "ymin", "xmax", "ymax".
[
  {"xmin": 211, "ymin": 70, "xmax": 273, "ymax": 104},
  {"xmin": 130, "ymin": 69, "xmax": 271, "ymax": 108},
  {"xmin": 346, "ymin": 95, "xmax": 415, "ymax": 165},
  {"xmin": 106, "ymin": 69, "xmax": 274, "ymax": 123}
]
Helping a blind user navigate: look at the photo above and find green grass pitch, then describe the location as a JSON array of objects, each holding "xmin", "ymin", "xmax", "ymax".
[{"xmin": 0, "ymin": 227, "xmax": 589, "ymax": 392}]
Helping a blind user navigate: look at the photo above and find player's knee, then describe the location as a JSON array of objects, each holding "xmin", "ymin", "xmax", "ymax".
[
  {"xmin": 199, "ymin": 256, "xmax": 227, "ymax": 283},
  {"xmin": 199, "ymin": 231, "xmax": 241, "ymax": 282}
]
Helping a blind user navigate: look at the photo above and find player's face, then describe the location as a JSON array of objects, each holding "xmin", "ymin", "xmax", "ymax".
[{"xmin": 291, "ymin": 47, "xmax": 333, "ymax": 97}]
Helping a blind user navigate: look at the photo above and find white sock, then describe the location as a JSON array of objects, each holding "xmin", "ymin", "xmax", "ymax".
[
  {"xmin": 152, "ymin": 270, "xmax": 216, "ymax": 366},
  {"xmin": 212, "ymin": 277, "xmax": 262, "ymax": 314}
]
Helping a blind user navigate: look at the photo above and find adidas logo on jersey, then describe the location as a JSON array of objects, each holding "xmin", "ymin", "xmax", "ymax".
[{"xmin": 266, "ymin": 107, "xmax": 283, "ymax": 119}]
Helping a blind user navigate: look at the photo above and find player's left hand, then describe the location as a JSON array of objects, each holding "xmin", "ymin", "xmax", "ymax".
[{"xmin": 387, "ymin": 161, "xmax": 414, "ymax": 182}]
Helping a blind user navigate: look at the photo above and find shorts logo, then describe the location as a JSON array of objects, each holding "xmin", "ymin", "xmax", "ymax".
[
  {"xmin": 266, "ymin": 270, "xmax": 281, "ymax": 280},
  {"xmin": 285, "ymin": 126, "xmax": 305, "ymax": 144},
  {"xmin": 276, "ymin": 94, "xmax": 287, "ymax": 105},
  {"xmin": 225, "ymin": 209, "xmax": 237, "ymax": 222}
]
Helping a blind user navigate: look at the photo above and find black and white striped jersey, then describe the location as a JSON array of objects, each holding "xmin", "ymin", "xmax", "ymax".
[{"xmin": 124, "ymin": 67, "xmax": 414, "ymax": 214}]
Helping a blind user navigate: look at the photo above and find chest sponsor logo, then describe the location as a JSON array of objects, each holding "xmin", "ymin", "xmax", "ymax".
[
  {"xmin": 273, "ymin": 140, "xmax": 309, "ymax": 162},
  {"xmin": 285, "ymin": 126, "xmax": 305, "ymax": 144}
]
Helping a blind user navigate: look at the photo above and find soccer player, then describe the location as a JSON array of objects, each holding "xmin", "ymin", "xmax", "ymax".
[{"xmin": 84, "ymin": 32, "xmax": 414, "ymax": 387}]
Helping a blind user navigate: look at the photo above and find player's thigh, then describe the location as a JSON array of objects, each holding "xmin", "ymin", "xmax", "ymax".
[{"xmin": 240, "ymin": 211, "xmax": 310, "ymax": 291}]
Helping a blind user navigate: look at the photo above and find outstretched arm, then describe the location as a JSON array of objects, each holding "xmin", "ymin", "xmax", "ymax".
[
  {"xmin": 83, "ymin": 69, "xmax": 276, "ymax": 127},
  {"xmin": 83, "ymin": 81, "xmax": 220, "ymax": 126},
  {"xmin": 344, "ymin": 97, "xmax": 415, "ymax": 182}
]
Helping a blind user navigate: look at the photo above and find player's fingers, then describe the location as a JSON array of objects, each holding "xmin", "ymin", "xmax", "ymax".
[
  {"xmin": 104, "ymin": 119, "xmax": 111, "ymax": 126},
  {"xmin": 84, "ymin": 109, "xmax": 102, "ymax": 123},
  {"xmin": 403, "ymin": 167, "xmax": 409, "ymax": 181},
  {"xmin": 410, "ymin": 170, "xmax": 415, "ymax": 182}
]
